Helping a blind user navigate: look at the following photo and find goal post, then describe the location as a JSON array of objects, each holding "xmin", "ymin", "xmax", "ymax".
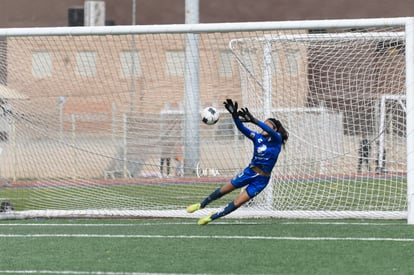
[
  {"xmin": 405, "ymin": 18, "xmax": 414, "ymax": 224},
  {"xmin": 0, "ymin": 18, "xmax": 412, "ymax": 221}
]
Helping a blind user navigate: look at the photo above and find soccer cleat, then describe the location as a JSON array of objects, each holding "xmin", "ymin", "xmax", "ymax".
[
  {"xmin": 197, "ymin": 213, "xmax": 213, "ymax": 225},
  {"xmin": 186, "ymin": 203, "xmax": 201, "ymax": 213}
]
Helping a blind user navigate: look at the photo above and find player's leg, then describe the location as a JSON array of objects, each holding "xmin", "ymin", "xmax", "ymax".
[
  {"xmin": 198, "ymin": 189, "xmax": 251, "ymax": 225},
  {"xmin": 198, "ymin": 174, "xmax": 270, "ymax": 225},
  {"xmin": 160, "ymin": 158, "xmax": 165, "ymax": 176},
  {"xmin": 166, "ymin": 157, "xmax": 171, "ymax": 176},
  {"xmin": 365, "ymin": 157, "xmax": 370, "ymax": 172},
  {"xmin": 187, "ymin": 167, "xmax": 256, "ymax": 213},
  {"xmin": 357, "ymin": 157, "xmax": 362, "ymax": 172},
  {"xmin": 203, "ymin": 182, "xmax": 236, "ymax": 207},
  {"xmin": 186, "ymin": 182, "xmax": 236, "ymax": 213}
]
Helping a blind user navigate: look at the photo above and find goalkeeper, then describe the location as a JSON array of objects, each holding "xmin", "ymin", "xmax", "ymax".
[{"xmin": 186, "ymin": 99, "xmax": 289, "ymax": 225}]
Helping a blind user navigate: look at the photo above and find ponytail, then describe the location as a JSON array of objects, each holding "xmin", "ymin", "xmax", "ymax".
[{"xmin": 268, "ymin": 118, "xmax": 289, "ymax": 149}]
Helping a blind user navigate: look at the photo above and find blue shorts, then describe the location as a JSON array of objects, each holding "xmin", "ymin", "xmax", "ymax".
[{"xmin": 231, "ymin": 167, "xmax": 271, "ymax": 198}]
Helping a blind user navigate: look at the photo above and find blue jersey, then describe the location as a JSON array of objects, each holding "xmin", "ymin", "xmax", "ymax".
[{"xmin": 234, "ymin": 118, "xmax": 282, "ymax": 175}]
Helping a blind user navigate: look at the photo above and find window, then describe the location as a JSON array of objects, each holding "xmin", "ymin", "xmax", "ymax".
[
  {"xmin": 241, "ymin": 48, "xmax": 257, "ymax": 74},
  {"xmin": 32, "ymin": 51, "xmax": 52, "ymax": 77},
  {"xmin": 120, "ymin": 50, "xmax": 142, "ymax": 77},
  {"xmin": 76, "ymin": 51, "xmax": 96, "ymax": 77},
  {"xmin": 271, "ymin": 52, "xmax": 279, "ymax": 75},
  {"xmin": 286, "ymin": 49, "xmax": 299, "ymax": 76},
  {"xmin": 166, "ymin": 50, "xmax": 184, "ymax": 76},
  {"xmin": 219, "ymin": 50, "xmax": 233, "ymax": 76},
  {"xmin": 215, "ymin": 115, "xmax": 243, "ymax": 141}
]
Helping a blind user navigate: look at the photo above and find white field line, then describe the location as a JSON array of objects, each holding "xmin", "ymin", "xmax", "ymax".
[
  {"xmin": 0, "ymin": 221, "xmax": 405, "ymax": 227},
  {"xmin": 0, "ymin": 221, "xmax": 407, "ymax": 275},
  {"xmin": 0, "ymin": 271, "xmax": 216, "ymax": 275},
  {"xmin": 0, "ymin": 233, "xmax": 413, "ymax": 242}
]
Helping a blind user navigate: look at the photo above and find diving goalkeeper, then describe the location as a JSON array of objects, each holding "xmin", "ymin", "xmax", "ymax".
[{"xmin": 186, "ymin": 98, "xmax": 289, "ymax": 225}]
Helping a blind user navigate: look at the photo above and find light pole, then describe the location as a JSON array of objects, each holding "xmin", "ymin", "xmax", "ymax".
[
  {"xmin": 183, "ymin": 0, "xmax": 200, "ymax": 175},
  {"xmin": 129, "ymin": 0, "xmax": 136, "ymax": 112},
  {"xmin": 132, "ymin": 0, "xmax": 136, "ymax": 25}
]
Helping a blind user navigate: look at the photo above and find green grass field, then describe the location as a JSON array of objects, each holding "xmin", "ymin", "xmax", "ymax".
[
  {"xmin": 0, "ymin": 176, "xmax": 409, "ymax": 274},
  {"xmin": 0, "ymin": 177, "xmax": 406, "ymax": 211},
  {"xmin": 0, "ymin": 218, "xmax": 413, "ymax": 275}
]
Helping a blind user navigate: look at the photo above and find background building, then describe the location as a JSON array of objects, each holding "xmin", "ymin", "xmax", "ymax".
[
  {"xmin": 0, "ymin": 0, "xmax": 413, "ymax": 28},
  {"xmin": 0, "ymin": 1, "xmax": 407, "ymax": 179}
]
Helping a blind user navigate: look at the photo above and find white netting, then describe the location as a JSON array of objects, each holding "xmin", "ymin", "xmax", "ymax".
[
  {"xmin": 0, "ymin": 20, "xmax": 410, "ymax": 219},
  {"xmin": 230, "ymin": 28, "xmax": 406, "ymax": 216}
]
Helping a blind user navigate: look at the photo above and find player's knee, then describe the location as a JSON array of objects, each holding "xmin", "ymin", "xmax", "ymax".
[{"xmin": 234, "ymin": 190, "xmax": 252, "ymax": 207}]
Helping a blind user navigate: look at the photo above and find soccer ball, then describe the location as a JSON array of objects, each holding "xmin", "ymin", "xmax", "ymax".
[{"xmin": 201, "ymin": 106, "xmax": 219, "ymax": 125}]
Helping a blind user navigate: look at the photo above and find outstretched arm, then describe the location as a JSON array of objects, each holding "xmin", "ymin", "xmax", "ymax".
[
  {"xmin": 223, "ymin": 99, "xmax": 239, "ymax": 119},
  {"xmin": 223, "ymin": 99, "xmax": 255, "ymax": 139},
  {"xmin": 239, "ymin": 107, "xmax": 281, "ymax": 142},
  {"xmin": 234, "ymin": 117, "xmax": 255, "ymax": 139},
  {"xmin": 256, "ymin": 120, "xmax": 282, "ymax": 142}
]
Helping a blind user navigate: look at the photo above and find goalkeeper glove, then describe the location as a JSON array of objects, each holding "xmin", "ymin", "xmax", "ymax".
[
  {"xmin": 223, "ymin": 98, "xmax": 239, "ymax": 119},
  {"xmin": 238, "ymin": 107, "xmax": 258, "ymax": 124}
]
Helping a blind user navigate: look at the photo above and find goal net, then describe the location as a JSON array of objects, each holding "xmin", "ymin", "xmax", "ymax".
[{"xmin": 0, "ymin": 18, "xmax": 412, "ymax": 220}]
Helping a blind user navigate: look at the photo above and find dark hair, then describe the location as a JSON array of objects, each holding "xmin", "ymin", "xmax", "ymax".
[{"xmin": 268, "ymin": 118, "xmax": 289, "ymax": 148}]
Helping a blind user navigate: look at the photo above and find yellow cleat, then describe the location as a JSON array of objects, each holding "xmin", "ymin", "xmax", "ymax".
[
  {"xmin": 186, "ymin": 203, "xmax": 201, "ymax": 213},
  {"xmin": 197, "ymin": 213, "xmax": 213, "ymax": 225}
]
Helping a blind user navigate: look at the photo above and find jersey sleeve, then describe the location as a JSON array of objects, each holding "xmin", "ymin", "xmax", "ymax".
[{"xmin": 234, "ymin": 117, "xmax": 255, "ymax": 140}]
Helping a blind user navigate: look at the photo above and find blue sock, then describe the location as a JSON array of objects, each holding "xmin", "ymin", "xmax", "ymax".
[
  {"xmin": 211, "ymin": 201, "xmax": 238, "ymax": 220},
  {"xmin": 200, "ymin": 188, "xmax": 223, "ymax": 208}
]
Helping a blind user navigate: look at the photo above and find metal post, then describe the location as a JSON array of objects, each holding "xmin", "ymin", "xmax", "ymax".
[
  {"xmin": 405, "ymin": 18, "xmax": 414, "ymax": 224},
  {"xmin": 129, "ymin": 0, "xmax": 136, "ymax": 112},
  {"xmin": 183, "ymin": 0, "xmax": 200, "ymax": 175}
]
